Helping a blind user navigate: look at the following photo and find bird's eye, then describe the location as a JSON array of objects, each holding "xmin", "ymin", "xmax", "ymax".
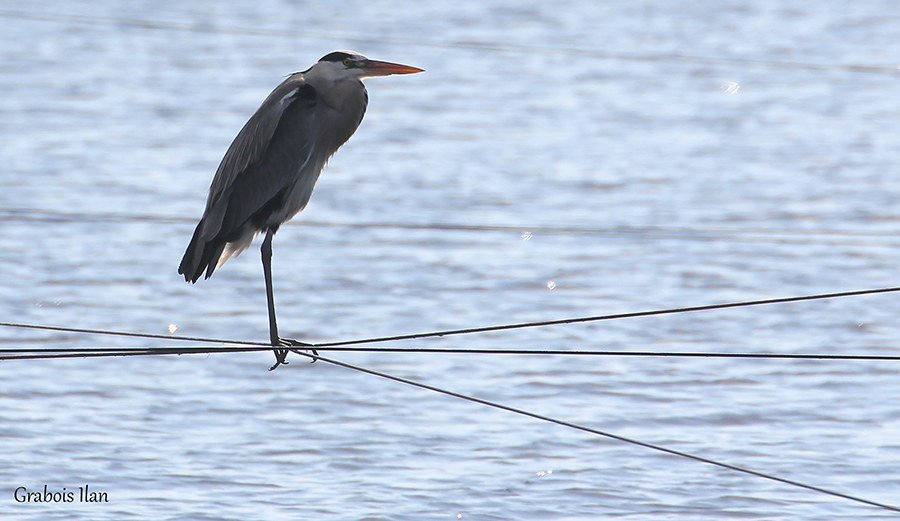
[{"xmin": 342, "ymin": 58, "xmax": 353, "ymax": 67}]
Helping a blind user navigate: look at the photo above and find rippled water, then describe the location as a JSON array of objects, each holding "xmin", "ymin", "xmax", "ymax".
[{"xmin": 2, "ymin": 1, "xmax": 900, "ymax": 519}]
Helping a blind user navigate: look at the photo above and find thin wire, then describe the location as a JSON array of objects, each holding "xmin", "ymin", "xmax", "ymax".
[
  {"xmin": 3, "ymin": 346, "xmax": 900, "ymax": 362},
  {"xmin": 1, "ymin": 345, "xmax": 896, "ymax": 510},
  {"xmin": 0, "ymin": 321, "xmax": 264, "ymax": 346},
  {"xmin": 288, "ymin": 348, "xmax": 900, "ymax": 514},
  {"xmin": 6, "ymin": 346, "xmax": 894, "ymax": 511},
  {"xmin": 287, "ymin": 347, "xmax": 900, "ymax": 360},
  {"xmin": 0, "ymin": 346, "xmax": 270, "ymax": 361},
  {"xmin": 0, "ymin": 9, "xmax": 896, "ymax": 76},
  {"xmin": 310, "ymin": 286, "xmax": 900, "ymax": 348},
  {"xmin": 3, "ymin": 207, "xmax": 900, "ymax": 247},
  {"xmin": 2, "ymin": 286, "xmax": 899, "ymax": 350},
  {"xmin": 2, "ymin": 321, "xmax": 897, "ymax": 507}
]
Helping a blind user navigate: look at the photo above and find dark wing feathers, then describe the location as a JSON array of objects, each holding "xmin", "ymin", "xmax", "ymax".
[
  {"xmin": 217, "ymin": 95, "xmax": 319, "ymax": 238},
  {"xmin": 200, "ymin": 78, "xmax": 315, "ymax": 240},
  {"xmin": 178, "ymin": 77, "xmax": 318, "ymax": 282}
]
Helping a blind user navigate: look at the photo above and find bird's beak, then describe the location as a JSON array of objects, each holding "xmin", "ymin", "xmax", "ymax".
[{"xmin": 362, "ymin": 60, "xmax": 424, "ymax": 77}]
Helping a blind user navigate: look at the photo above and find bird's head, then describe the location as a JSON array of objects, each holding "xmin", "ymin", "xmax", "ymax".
[{"xmin": 310, "ymin": 51, "xmax": 424, "ymax": 80}]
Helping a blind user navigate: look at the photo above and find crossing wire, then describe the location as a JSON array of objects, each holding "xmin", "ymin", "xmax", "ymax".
[
  {"xmin": 312, "ymin": 285, "xmax": 900, "ymax": 348},
  {"xmin": 2, "ymin": 343, "xmax": 898, "ymax": 512},
  {"xmin": 289, "ymin": 348, "xmax": 900, "ymax": 514},
  {"xmin": 3, "ymin": 346, "xmax": 900, "ymax": 362},
  {"xmin": 2, "ymin": 289, "xmax": 900, "ymax": 511},
  {"xmin": 2, "ymin": 286, "xmax": 899, "ymax": 352}
]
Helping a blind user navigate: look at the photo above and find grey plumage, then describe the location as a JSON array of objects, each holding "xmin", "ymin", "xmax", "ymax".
[
  {"xmin": 182, "ymin": 53, "xmax": 365, "ymax": 281},
  {"xmin": 178, "ymin": 51, "xmax": 422, "ymax": 368}
]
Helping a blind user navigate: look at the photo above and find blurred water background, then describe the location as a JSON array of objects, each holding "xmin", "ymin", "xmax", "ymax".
[{"xmin": 1, "ymin": 1, "xmax": 900, "ymax": 519}]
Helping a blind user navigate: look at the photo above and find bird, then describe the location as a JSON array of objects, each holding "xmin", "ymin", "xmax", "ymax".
[{"xmin": 178, "ymin": 51, "xmax": 423, "ymax": 369}]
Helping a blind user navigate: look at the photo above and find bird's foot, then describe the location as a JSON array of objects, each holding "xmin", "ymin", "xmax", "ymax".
[{"xmin": 268, "ymin": 337, "xmax": 318, "ymax": 371}]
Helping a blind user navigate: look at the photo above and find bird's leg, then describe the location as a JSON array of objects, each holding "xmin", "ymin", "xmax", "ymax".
[
  {"xmin": 261, "ymin": 230, "xmax": 290, "ymax": 370},
  {"xmin": 261, "ymin": 229, "xmax": 318, "ymax": 371}
]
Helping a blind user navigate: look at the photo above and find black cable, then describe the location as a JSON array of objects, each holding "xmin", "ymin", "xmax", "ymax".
[
  {"xmin": 2, "ymin": 316, "xmax": 898, "ymax": 508},
  {"xmin": 3, "ymin": 346, "xmax": 900, "ymax": 362},
  {"xmin": 0, "ymin": 321, "xmax": 264, "ymax": 346},
  {"xmin": 288, "ymin": 348, "xmax": 900, "ymax": 514},
  {"xmin": 5, "ymin": 345, "xmax": 895, "ymax": 511},
  {"xmin": 3, "ymin": 286, "xmax": 899, "ymax": 351},
  {"xmin": 2, "ymin": 346, "xmax": 897, "ymax": 512},
  {"xmin": 0, "ymin": 346, "xmax": 271, "ymax": 361},
  {"xmin": 309, "ymin": 286, "xmax": 900, "ymax": 348},
  {"xmin": 288, "ymin": 347, "xmax": 900, "ymax": 360}
]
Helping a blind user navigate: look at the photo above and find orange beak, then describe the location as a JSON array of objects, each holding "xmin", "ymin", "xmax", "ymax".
[{"xmin": 362, "ymin": 60, "xmax": 425, "ymax": 77}]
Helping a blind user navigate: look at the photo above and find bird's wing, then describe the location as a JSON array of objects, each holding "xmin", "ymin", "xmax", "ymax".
[{"xmin": 198, "ymin": 75, "xmax": 318, "ymax": 241}]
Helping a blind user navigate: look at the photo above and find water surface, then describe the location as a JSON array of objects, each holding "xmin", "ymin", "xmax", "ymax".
[{"xmin": 2, "ymin": 1, "xmax": 900, "ymax": 519}]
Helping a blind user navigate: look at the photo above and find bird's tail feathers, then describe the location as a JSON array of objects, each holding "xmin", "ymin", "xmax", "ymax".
[
  {"xmin": 179, "ymin": 223, "xmax": 222, "ymax": 283},
  {"xmin": 178, "ymin": 222, "xmax": 259, "ymax": 283}
]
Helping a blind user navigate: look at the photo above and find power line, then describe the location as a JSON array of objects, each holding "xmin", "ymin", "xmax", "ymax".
[
  {"xmin": 3, "ymin": 345, "xmax": 900, "ymax": 362},
  {"xmin": 2, "ymin": 286, "xmax": 899, "ymax": 351},
  {"xmin": 0, "ymin": 9, "xmax": 897, "ymax": 76},
  {"xmin": 287, "ymin": 348, "xmax": 900, "ymax": 514},
  {"xmin": 0, "ymin": 346, "xmax": 268, "ymax": 361},
  {"xmin": 310, "ymin": 286, "xmax": 900, "ymax": 348},
  {"xmin": 284, "ymin": 347, "xmax": 900, "ymax": 360},
  {"xmin": 0, "ymin": 321, "xmax": 263, "ymax": 346},
  {"xmin": 3, "ymin": 304, "xmax": 898, "ymax": 510},
  {"xmin": 2, "ymin": 343, "xmax": 896, "ymax": 511}
]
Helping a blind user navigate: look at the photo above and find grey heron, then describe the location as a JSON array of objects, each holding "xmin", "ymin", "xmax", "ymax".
[{"xmin": 178, "ymin": 51, "xmax": 423, "ymax": 369}]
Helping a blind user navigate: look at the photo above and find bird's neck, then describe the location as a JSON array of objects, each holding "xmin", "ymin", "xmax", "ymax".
[{"xmin": 310, "ymin": 75, "xmax": 366, "ymax": 111}]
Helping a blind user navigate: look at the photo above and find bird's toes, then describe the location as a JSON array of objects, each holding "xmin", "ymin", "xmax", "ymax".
[
  {"xmin": 278, "ymin": 338, "xmax": 319, "ymax": 364},
  {"xmin": 268, "ymin": 348, "xmax": 290, "ymax": 371}
]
